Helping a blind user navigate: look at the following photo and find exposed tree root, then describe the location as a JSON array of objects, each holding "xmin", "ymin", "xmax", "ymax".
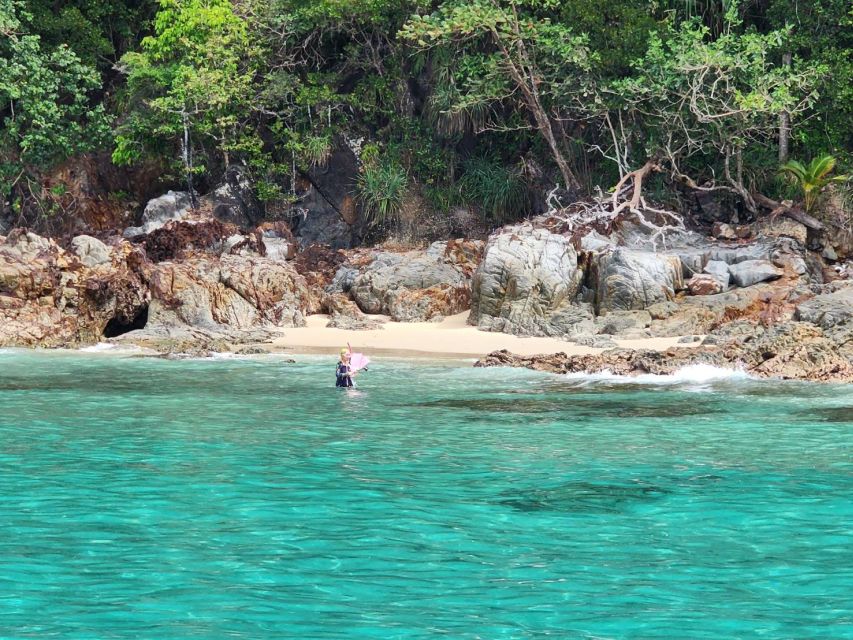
[{"xmin": 544, "ymin": 159, "xmax": 685, "ymax": 249}]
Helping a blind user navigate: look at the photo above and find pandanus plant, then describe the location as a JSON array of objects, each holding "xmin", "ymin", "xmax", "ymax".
[{"xmin": 779, "ymin": 154, "xmax": 849, "ymax": 213}]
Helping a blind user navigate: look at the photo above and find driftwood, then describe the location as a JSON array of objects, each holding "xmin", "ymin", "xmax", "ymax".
[
  {"xmin": 611, "ymin": 159, "xmax": 662, "ymax": 215},
  {"xmin": 753, "ymin": 193, "xmax": 825, "ymax": 232}
]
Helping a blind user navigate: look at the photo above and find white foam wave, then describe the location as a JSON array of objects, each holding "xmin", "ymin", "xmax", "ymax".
[
  {"xmin": 79, "ymin": 342, "xmax": 119, "ymax": 352},
  {"xmin": 78, "ymin": 342, "xmax": 141, "ymax": 354},
  {"xmin": 564, "ymin": 363, "xmax": 750, "ymax": 386}
]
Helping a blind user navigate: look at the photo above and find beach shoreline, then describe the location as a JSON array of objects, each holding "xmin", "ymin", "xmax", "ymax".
[{"xmin": 268, "ymin": 312, "xmax": 697, "ymax": 358}]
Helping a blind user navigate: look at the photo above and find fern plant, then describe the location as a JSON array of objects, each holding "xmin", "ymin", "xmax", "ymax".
[{"xmin": 780, "ymin": 154, "xmax": 849, "ymax": 213}]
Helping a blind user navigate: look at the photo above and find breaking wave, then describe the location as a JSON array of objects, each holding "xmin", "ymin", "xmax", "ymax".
[{"xmin": 564, "ymin": 363, "xmax": 750, "ymax": 385}]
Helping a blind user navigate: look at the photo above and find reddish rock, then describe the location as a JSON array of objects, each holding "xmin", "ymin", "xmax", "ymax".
[{"xmin": 687, "ymin": 274, "xmax": 724, "ymax": 296}]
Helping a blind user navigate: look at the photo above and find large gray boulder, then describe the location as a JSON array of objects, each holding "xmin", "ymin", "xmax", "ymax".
[
  {"xmin": 709, "ymin": 242, "xmax": 771, "ymax": 265},
  {"xmin": 795, "ymin": 286, "xmax": 853, "ymax": 329},
  {"xmin": 124, "ymin": 190, "xmax": 192, "ymax": 238},
  {"xmin": 469, "ymin": 227, "xmax": 590, "ymax": 336},
  {"xmin": 70, "ymin": 235, "xmax": 111, "ymax": 267},
  {"xmin": 728, "ymin": 260, "xmax": 783, "ymax": 288},
  {"xmin": 202, "ymin": 165, "xmax": 263, "ymax": 229},
  {"xmin": 703, "ymin": 260, "xmax": 731, "ymax": 289},
  {"xmin": 350, "ymin": 243, "xmax": 470, "ymax": 321},
  {"xmin": 594, "ymin": 248, "xmax": 683, "ymax": 312}
]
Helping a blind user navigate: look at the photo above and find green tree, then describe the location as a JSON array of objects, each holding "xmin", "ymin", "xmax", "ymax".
[
  {"xmin": 20, "ymin": 0, "xmax": 155, "ymax": 70},
  {"xmin": 556, "ymin": 0, "xmax": 660, "ymax": 77},
  {"xmin": 766, "ymin": 0, "xmax": 852, "ymax": 163},
  {"xmin": 113, "ymin": 0, "xmax": 264, "ymax": 197},
  {"xmin": 401, "ymin": 0, "xmax": 594, "ymax": 190},
  {"xmin": 0, "ymin": 0, "xmax": 110, "ymax": 206},
  {"xmin": 616, "ymin": 9, "xmax": 822, "ymax": 210}
]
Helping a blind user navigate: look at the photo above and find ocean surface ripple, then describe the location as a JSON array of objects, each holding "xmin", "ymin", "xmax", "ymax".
[{"xmin": 1, "ymin": 352, "xmax": 851, "ymax": 639}]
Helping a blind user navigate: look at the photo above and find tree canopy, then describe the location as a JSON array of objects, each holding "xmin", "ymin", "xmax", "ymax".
[{"xmin": 1, "ymin": 0, "xmax": 850, "ymax": 226}]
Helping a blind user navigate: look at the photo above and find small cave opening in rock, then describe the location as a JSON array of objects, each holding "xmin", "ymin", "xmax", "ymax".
[{"xmin": 103, "ymin": 305, "xmax": 149, "ymax": 338}]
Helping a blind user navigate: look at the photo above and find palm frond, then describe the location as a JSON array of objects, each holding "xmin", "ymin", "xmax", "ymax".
[
  {"xmin": 808, "ymin": 154, "xmax": 837, "ymax": 182},
  {"xmin": 779, "ymin": 160, "xmax": 806, "ymax": 182}
]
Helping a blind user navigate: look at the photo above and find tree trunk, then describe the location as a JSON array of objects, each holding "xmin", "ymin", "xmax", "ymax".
[
  {"xmin": 528, "ymin": 99, "xmax": 580, "ymax": 191},
  {"xmin": 725, "ymin": 146, "xmax": 756, "ymax": 213},
  {"xmin": 778, "ymin": 52, "xmax": 792, "ymax": 164},
  {"xmin": 753, "ymin": 192, "xmax": 825, "ymax": 232},
  {"xmin": 491, "ymin": 22, "xmax": 581, "ymax": 192},
  {"xmin": 181, "ymin": 109, "xmax": 197, "ymax": 209}
]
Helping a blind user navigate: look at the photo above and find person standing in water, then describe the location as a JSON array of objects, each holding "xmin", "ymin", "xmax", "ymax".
[{"xmin": 336, "ymin": 348, "xmax": 354, "ymax": 388}]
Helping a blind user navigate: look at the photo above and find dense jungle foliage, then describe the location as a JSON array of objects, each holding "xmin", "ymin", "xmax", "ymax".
[{"xmin": 1, "ymin": 0, "xmax": 850, "ymax": 230}]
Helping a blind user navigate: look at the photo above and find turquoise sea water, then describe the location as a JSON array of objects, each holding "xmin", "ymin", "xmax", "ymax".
[{"xmin": 1, "ymin": 350, "xmax": 851, "ymax": 639}]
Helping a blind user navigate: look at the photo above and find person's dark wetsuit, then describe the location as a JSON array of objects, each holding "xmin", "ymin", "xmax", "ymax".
[{"xmin": 336, "ymin": 362, "xmax": 353, "ymax": 388}]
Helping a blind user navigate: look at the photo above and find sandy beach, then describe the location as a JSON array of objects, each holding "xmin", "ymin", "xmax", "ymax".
[{"xmin": 271, "ymin": 312, "xmax": 693, "ymax": 358}]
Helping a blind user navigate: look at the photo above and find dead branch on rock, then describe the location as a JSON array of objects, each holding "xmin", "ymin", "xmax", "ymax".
[
  {"xmin": 611, "ymin": 159, "xmax": 662, "ymax": 215},
  {"xmin": 753, "ymin": 193, "xmax": 825, "ymax": 232},
  {"xmin": 544, "ymin": 159, "xmax": 685, "ymax": 250}
]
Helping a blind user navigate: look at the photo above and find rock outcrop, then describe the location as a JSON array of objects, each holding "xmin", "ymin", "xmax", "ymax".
[
  {"xmin": 469, "ymin": 227, "xmax": 589, "ymax": 336},
  {"xmin": 202, "ymin": 165, "xmax": 263, "ymax": 228},
  {"xmin": 290, "ymin": 145, "xmax": 361, "ymax": 249},
  {"xmin": 594, "ymin": 247, "xmax": 683, "ymax": 312},
  {"xmin": 464, "ymin": 212, "xmax": 843, "ymax": 343},
  {"xmin": 144, "ymin": 255, "xmax": 309, "ymax": 331},
  {"xmin": 349, "ymin": 241, "xmax": 474, "ymax": 322},
  {"xmin": 475, "ymin": 321, "xmax": 853, "ymax": 382},
  {"xmin": 0, "ymin": 227, "xmax": 311, "ymax": 351},
  {"xmin": 0, "ymin": 230, "xmax": 145, "ymax": 347},
  {"xmin": 2, "ymin": 180, "xmax": 851, "ymax": 370},
  {"xmin": 795, "ymin": 285, "xmax": 853, "ymax": 329}
]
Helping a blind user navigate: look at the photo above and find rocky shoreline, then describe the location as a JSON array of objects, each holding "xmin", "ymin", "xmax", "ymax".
[{"xmin": 2, "ymin": 180, "xmax": 851, "ymax": 380}]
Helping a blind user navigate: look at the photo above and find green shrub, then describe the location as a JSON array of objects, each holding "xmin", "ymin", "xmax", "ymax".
[
  {"xmin": 303, "ymin": 135, "xmax": 332, "ymax": 167},
  {"xmin": 459, "ymin": 158, "xmax": 529, "ymax": 223},
  {"xmin": 423, "ymin": 184, "xmax": 462, "ymax": 213},
  {"xmin": 356, "ymin": 157, "xmax": 408, "ymax": 228},
  {"xmin": 780, "ymin": 154, "xmax": 849, "ymax": 213}
]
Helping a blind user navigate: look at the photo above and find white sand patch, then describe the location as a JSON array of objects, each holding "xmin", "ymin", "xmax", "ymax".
[{"xmin": 271, "ymin": 312, "xmax": 696, "ymax": 358}]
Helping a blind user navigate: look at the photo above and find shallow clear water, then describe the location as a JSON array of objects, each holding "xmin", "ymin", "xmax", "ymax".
[{"xmin": 1, "ymin": 350, "xmax": 851, "ymax": 639}]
